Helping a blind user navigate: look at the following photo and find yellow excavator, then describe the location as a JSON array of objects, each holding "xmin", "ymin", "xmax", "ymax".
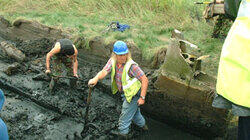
[
  {"xmin": 195, "ymin": 0, "xmax": 241, "ymax": 20},
  {"xmin": 195, "ymin": 0, "xmax": 242, "ymax": 38}
]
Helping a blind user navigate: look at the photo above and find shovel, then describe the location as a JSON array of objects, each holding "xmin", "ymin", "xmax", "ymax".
[
  {"xmin": 47, "ymin": 73, "xmax": 87, "ymax": 90},
  {"xmin": 81, "ymin": 85, "xmax": 94, "ymax": 136},
  {"xmin": 48, "ymin": 73, "xmax": 81, "ymax": 80}
]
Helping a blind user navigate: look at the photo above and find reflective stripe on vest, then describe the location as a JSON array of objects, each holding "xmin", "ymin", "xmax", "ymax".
[
  {"xmin": 111, "ymin": 58, "xmax": 141, "ymax": 103},
  {"xmin": 216, "ymin": 0, "xmax": 250, "ymax": 108}
]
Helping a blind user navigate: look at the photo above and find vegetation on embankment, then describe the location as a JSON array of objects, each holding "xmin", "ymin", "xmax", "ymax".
[{"xmin": 0, "ymin": 0, "xmax": 227, "ymax": 75}]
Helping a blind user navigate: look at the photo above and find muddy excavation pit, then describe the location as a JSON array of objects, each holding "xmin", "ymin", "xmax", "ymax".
[
  {"xmin": 0, "ymin": 17, "xmax": 231, "ymax": 139},
  {"xmin": 0, "ymin": 38, "xmax": 202, "ymax": 140}
]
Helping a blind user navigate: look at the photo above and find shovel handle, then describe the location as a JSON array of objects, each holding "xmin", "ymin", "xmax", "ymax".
[
  {"xmin": 49, "ymin": 74, "xmax": 82, "ymax": 80},
  {"xmin": 86, "ymin": 86, "xmax": 93, "ymax": 104}
]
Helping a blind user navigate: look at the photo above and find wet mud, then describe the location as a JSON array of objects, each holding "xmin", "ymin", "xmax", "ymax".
[{"xmin": 0, "ymin": 39, "xmax": 200, "ymax": 139}]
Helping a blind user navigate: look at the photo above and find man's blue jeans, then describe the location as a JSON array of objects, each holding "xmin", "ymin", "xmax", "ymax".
[
  {"xmin": 118, "ymin": 90, "xmax": 145, "ymax": 134},
  {"xmin": 0, "ymin": 118, "xmax": 8, "ymax": 140}
]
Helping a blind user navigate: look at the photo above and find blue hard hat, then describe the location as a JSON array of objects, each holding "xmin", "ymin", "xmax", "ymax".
[{"xmin": 113, "ymin": 41, "xmax": 128, "ymax": 55}]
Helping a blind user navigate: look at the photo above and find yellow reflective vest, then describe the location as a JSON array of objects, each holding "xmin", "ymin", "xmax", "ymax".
[
  {"xmin": 111, "ymin": 58, "xmax": 141, "ymax": 103},
  {"xmin": 216, "ymin": 0, "xmax": 250, "ymax": 108}
]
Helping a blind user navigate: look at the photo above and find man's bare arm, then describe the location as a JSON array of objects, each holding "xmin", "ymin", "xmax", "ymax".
[{"xmin": 46, "ymin": 43, "xmax": 60, "ymax": 72}]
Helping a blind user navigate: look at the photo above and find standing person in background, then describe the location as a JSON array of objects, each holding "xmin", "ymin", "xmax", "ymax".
[
  {"xmin": 88, "ymin": 41, "xmax": 149, "ymax": 138},
  {"xmin": 0, "ymin": 89, "xmax": 9, "ymax": 140},
  {"xmin": 212, "ymin": 0, "xmax": 250, "ymax": 139},
  {"xmin": 45, "ymin": 39, "xmax": 78, "ymax": 90}
]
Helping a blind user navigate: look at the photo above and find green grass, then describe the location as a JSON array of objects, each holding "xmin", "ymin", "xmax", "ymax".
[{"xmin": 0, "ymin": 0, "xmax": 227, "ymax": 75}]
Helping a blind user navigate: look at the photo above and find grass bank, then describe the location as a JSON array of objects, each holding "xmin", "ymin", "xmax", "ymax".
[{"xmin": 0, "ymin": 0, "xmax": 226, "ymax": 75}]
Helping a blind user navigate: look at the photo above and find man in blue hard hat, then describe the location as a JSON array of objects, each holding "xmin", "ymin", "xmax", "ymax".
[
  {"xmin": 88, "ymin": 41, "xmax": 149, "ymax": 138},
  {"xmin": 0, "ymin": 89, "xmax": 9, "ymax": 140}
]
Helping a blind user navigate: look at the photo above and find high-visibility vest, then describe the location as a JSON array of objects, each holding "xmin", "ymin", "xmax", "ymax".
[
  {"xmin": 111, "ymin": 58, "xmax": 141, "ymax": 103},
  {"xmin": 216, "ymin": 0, "xmax": 250, "ymax": 108}
]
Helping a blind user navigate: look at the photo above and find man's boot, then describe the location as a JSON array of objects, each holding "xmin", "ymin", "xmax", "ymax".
[
  {"xmin": 110, "ymin": 130, "xmax": 128, "ymax": 140},
  {"xmin": 142, "ymin": 124, "xmax": 149, "ymax": 131}
]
